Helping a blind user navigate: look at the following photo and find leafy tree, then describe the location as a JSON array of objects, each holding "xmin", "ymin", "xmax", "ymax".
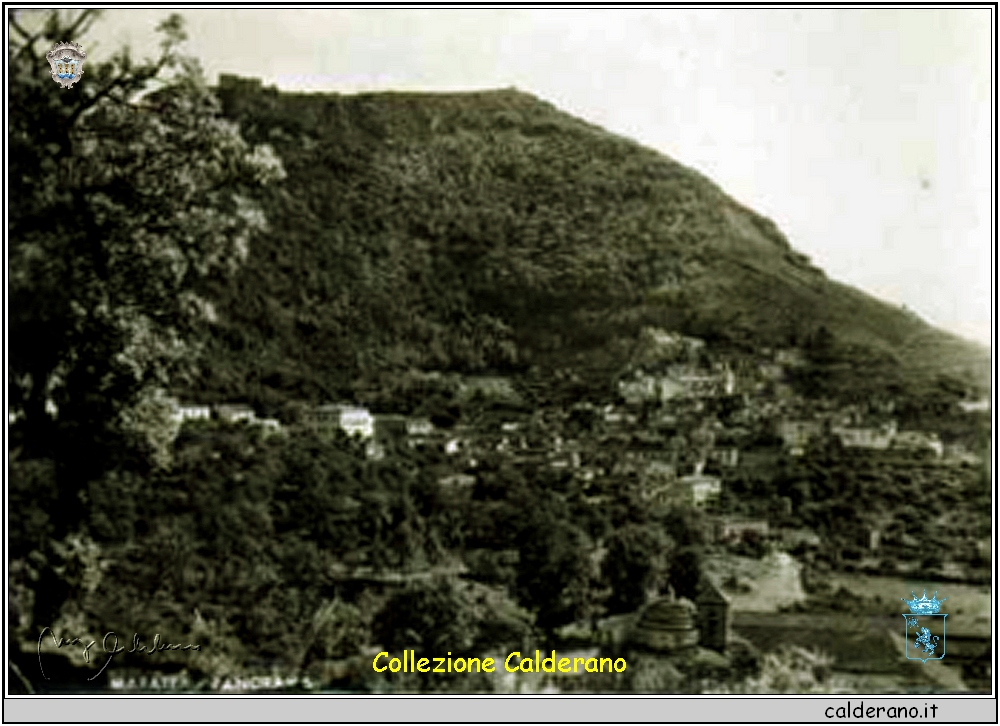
[
  {"xmin": 8, "ymin": 10, "xmax": 284, "ymax": 481},
  {"xmin": 515, "ymin": 502, "xmax": 593, "ymax": 631},
  {"xmin": 8, "ymin": 13, "xmax": 285, "ymax": 687},
  {"xmin": 662, "ymin": 507, "xmax": 709, "ymax": 548},
  {"xmin": 668, "ymin": 545, "xmax": 703, "ymax": 600},
  {"xmin": 372, "ymin": 577, "xmax": 479, "ymax": 655},
  {"xmin": 602, "ymin": 524, "xmax": 673, "ymax": 614}
]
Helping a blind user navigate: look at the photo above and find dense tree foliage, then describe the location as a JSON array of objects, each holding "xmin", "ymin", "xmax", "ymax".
[
  {"xmin": 9, "ymin": 10, "xmax": 283, "ymax": 478},
  {"xmin": 514, "ymin": 494, "xmax": 596, "ymax": 632},
  {"xmin": 8, "ymin": 12, "xmax": 989, "ymax": 696},
  {"xmin": 602, "ymin": 524, "xmax": 673, "ymax": 614},
  {"xmin": 187, "ymin": 75, "xmax": 989, "ymax": 411}
]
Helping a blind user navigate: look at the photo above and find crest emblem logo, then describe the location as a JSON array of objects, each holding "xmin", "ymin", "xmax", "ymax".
[
  {"xmin": 901, "ymin": 590, "xmax": 947, "ymax": 663},
  {"xmin": 45, "ymin": 41, "xmax": 86, "ymax": 89}
]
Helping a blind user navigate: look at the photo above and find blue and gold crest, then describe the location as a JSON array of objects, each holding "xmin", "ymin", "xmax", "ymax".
[
  {"xmin": 901, "ymin": 590, "xmax": 947, "ymax": 663},
  {"xmin": 45, "ymin": 41, "xmax": 86, "ymax": 89}
]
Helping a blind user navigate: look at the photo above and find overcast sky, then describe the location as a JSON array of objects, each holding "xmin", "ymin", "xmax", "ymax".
[{"xmin": 56, "ymin": 8, "xmax": 994, "ymax": 346}]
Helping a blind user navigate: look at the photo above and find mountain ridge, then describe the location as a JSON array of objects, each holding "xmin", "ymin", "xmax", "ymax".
[{"xmin": 191, "ymin": 77, "xmax": 988, "ymax": 408}]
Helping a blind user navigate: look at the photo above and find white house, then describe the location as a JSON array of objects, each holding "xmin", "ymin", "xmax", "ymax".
[
  {"xmin": 406, "ymin": 417, "xmax": 434, "ymax": 437},
  {"xmin": 777, "ymin": 419, "xmax": 822, "ymax": 456},
  {"xmin": 833, "ymin": 421, "xmax": 897, "ymax": 450},
  {"xmin": 215, "ymin": 404, "xmax": 256, "ymax": 424},
  {"xmin": 171, "ymin": 403, "xmax": 212, "ymax": 425},
  {"xmin": 958, "ymin": 399, "xmax": 989, "ymax": 414},
  {"xmin": 338, "ymin": 407, "xmax": 374, "ymax": 440},
  {"xmin": 892, "ymin": 431, "xmax": 943, "ymax": 458},
  {"xmin": 312, "ymin": 404, "xmax": 375, "ymax": 440},
  {"xmin": 437, "ymin": 473, "xmax": 476, "ymax": 491},
  {"xmin": 679, "ymin": 464, "xmax": 722, "ymax": 507},
  {"xmin": 253, "ymin": 417, "xmax": 284, "ymax": 437}
]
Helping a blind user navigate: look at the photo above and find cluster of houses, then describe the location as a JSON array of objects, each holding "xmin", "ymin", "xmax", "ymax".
[
  {"xmin": 617, "ymin": 328, "xmax": 811, "ymax": 409},
  {"xmin": 618, "ymin": 363, "xmax": 736, "ymax": 406},
  {"xmin": 168, "ymin": 330, "xmax": 973, "ymax": 544},
  {"xmin": 170, "ymin": 401, "xmax": 434, "ymax": 451},
  {"xmin": 170, "ymin": 395, "xmax": 727, "ymax": 512},
  {"xmin": 776, "ymin": 416, "xmax": 943, "ymax": 457},
  {"xmin": 600, "ymin": 332, "xmax": 980, "ymax": 554}
]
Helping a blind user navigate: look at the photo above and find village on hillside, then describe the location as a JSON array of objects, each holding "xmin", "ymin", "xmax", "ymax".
[
  {"xmin": 9, "ymin": 8, "xmax": 992, "ymax": 703},
  {"xmin": 163, "ymin": 326, "xmax": 990, "ymax": 693},
  {"xmin": 173, "ymin": 327, "xmax": 981, "ymax": 494}
]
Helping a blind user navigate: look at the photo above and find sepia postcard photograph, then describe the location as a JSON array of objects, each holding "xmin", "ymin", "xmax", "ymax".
[{"xmin": 5, "ymin": 4, "xmax": 995, "ymax": 719}]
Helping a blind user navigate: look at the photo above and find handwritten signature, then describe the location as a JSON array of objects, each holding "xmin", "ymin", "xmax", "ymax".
[{"xmin": 37, "ymin": 628, "xmax": 201, "ymax": 681}]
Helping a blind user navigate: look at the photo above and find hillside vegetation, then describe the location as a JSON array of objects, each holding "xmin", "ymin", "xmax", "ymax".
[
  {"xmin": 11, "ymin": 14, "xmax": 989, "ymax": 696},
  {"xmin": 193, "ymin": 77, "xmax": 988, "ymax": 409}
]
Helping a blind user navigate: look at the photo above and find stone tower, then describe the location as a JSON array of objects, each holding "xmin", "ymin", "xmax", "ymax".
[{"xmin": 695, "ymin": 577, "xmax": 730, "ymax": 652}]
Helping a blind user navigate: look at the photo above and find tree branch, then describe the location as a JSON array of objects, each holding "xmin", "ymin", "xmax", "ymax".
[
  {"xmin": 64, "ymin": 56, "xmax": 171, "ymax": 133},
  {"xmin": 63, "ymin": 8, "xmax": 101, "ymax": 41},
  {"xmin": 9, "ymin": 13, "xmax": 34, "ymax": 40},
  {"xmin": 64, "ymin": 75, "xmax": 134, "ymax": 130},
  {"xmin": 9, "ymin": 14, "xmax": 42, "ymax": 61},
  {"xmin": 11, "ymin": 10, "xmax": 101, "ymax": 68}
]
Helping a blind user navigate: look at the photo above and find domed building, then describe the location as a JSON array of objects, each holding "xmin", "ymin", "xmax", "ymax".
[{"xmin": 630, "ymin": 596, "xmax": 699, "ymax": 653}]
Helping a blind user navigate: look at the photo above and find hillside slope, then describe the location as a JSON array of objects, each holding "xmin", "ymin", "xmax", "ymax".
[{"xmin": 190, "ymin": 78, "xmax": 989, "ymax": 408}]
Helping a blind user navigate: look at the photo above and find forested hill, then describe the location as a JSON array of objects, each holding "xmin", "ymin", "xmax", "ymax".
[{"xmin": 193, "ymin": 75, "xmax": 989, "ymax": 410}]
